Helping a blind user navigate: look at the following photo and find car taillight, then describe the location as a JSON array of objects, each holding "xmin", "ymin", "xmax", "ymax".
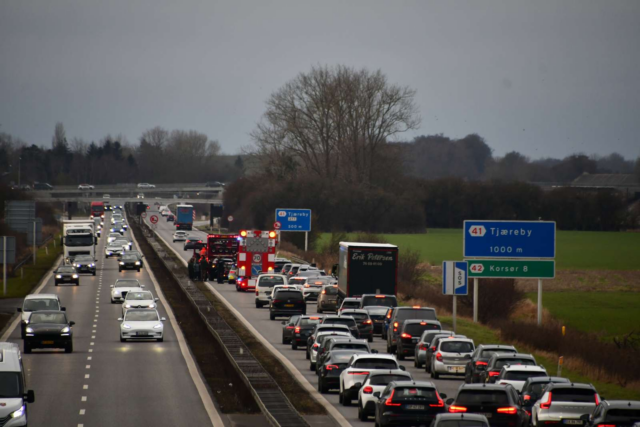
[
  {"xmin": 385, "ymin": 390, "xmax": 401, "ymax": 407},
  {"xmin": 325, "ymin": 365, "xmax": 339, "ymax": 370},
  {"xmin": 255, "ymin": 290, "xmax": 259, "ymax": 296},
  {"xmin": 475, "ymin": 361, "xmax": 488, "ymax": 366},
  {"xmin": 523, "ymin": 395, "xmax": 531, "ymax": 401},
  {"xmin": 348, "ymin": 371, "xmax": 369, "ymax": 375},
  {"xmin": 497, "ymin": 407, "xmax": 517, "ymax": 414},
  {"xmin": 525, "ymin": 410, "xmax": 531, "ymax": 417},
  {"xmin": 595, "ymin": 394, "xmax": 600, "ymax": 405},
  {"xmin": 540, "ymin": 392, "xmax": 552, "ymax": 409},
  {"xmin": 488, "ymin": 371, "xmax": 500, "ymax": 377},
  {"xmin": 419, "ymin": 345, "xmax": 427, "ymax": 351},
  {"xmin": 430, "ymin": 391, "xmax": 445, "ymax": 407},
  {"xmin": 273, "ymin": 300, "xmax": 282, "ymax": 303},
  {"xmin": 312, "ymin": 343, "xmax": 319, "ymax": 349},
  {"xmin": 286, "ymin": 326, "xmax": 295, "ymax": 329},
  {"xmin": 436, "ymin": 352, "xmax": 443, "ymax": 361},
  {"xmin": 321, "ymin": 290, "xmax": 326, "ymax": 294},
  {"xmin": 449, "ymin": 405, "xmax": 467, "ymax": 413},
  {"xmin": 294, "ymin": 327, "xmax": 301, "ymax": 333},
  {"xmin": 401, "ymin": 333, "xmax": 412, "ymax": 339},
  {"xmin": 363, "ymin": 386, "xmax": 373, "ymax": 394},
  {"xmin": 596, "ymin": 425, "xmax": 615, "ymax": 427},
  {"xmin": 363, "ymin": 320, "xmax": 372, "ymax": 325},
  {"xmin": 430, "ymin": 346, "xmax": 436, "ymax": 351}
]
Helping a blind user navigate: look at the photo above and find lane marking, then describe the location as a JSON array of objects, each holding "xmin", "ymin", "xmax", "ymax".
[
  {"xmin": 86, "ymin": 365, "xmax": 90, "ymax": 369},
  {"xmin": 79, "ymin": 409, "xmax": 85, "ymax": 415},
  {"xmin": 85, "ymin": 374, "xmax": 90, "ymax": 379},
  {"xmin": 88, "ymin": 349, "xmax": 93, "ymax": 353},
  {"xmin": 87, "ymin": 356, "xmax": 92, "ymax": 360},
  {"xmin": 83, "ymin": 385, "xmax": 88, "ymax": 389},
  {"xmin": 81, "ymin": 396, "xmax": 87, "ymax": 402},
  {"xmin": 91, "ymin": 336, "xmax": 95, "ymax": 339}
]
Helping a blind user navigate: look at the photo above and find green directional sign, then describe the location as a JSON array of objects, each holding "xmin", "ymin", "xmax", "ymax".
[{"xmin": 467, "ymin": 260, "xmax": 555, "ymax": 279}]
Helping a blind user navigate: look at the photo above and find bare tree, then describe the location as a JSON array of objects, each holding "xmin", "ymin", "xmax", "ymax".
[
  {"xmin": 251, "ymin": 65, "xmax": 420, "ymax": 185},
  {"xmin": 52, "ymin": 122, "xmax": 67, "ymax": 149},
  {"xmin": 70, "ymin": 137, "xmax": 88, "ymax": 155}
]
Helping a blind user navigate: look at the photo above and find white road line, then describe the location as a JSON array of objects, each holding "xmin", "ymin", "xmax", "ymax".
[
  {"xmin": 85, "ymin": 374, "xmax": 90, "ymax": 379},
  {"xmin": 88, "ymin": 349, "xmax": 93, "ymax": 352},
  {"xmin": 91, "ymin": 336, "xmax": 95, "ymax": 339},
  {"xmin": 83, "ymin": 385, "xmax": 88, "ymax": 389},
  {"xmin": 86, "ymin": 365, "xmax": 90, "ymax": 369},
  {"xmin": 79, "ymin": 409, "xmax": 85, "ymax": 415},
  {"xmin": 81, "ymin": 396, "xmax": 87, "ymax": 402},
  {"xmin": 87, "ymin": 356, "xmax": 92, "ymax": 360}
]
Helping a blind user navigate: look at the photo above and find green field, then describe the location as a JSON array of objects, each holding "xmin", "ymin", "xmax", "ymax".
[
  {"xmin": 528, "ymin": 292, "xmax": 640, "ymax": 338},
  {"xmin": 318, "ymin": 229, "xmax": 640, "ymax": 270}
]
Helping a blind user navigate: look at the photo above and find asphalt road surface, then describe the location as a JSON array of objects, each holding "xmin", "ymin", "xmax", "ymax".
[
  {"xmin": 4, "ymin": 210, "xmax": 213, "ymax": 427},
  {"xmin": 145, "ymin": 204, "xmax": 466, "ymax": 427}
]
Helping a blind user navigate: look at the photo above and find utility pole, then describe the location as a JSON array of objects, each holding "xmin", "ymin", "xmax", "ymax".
[{"xmin": 18, "ymin": 156, "xmax": 21, "ymax": 186}]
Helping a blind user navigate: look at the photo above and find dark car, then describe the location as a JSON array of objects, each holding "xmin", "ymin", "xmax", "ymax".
[
  {"xmin": 480, "ymin": 353, "xmax": 537, "ymax": 384},
  {"xmin": 341, "ymin": 309, "xmax": 374, "ymax": 342},
  {"xmin": 425, "ymin": 334, "xmax": 467, "ymax": 374},
  {"xmin": 387, "ymin": 306, "xmax": 438, "ymax": 354},
  {"xmin": 447, "ymin": 383, "xmax": 528, "ymax": 427},
  {"xmin": 183, "ymin": 238, "xmax": 204, "ymax": 251},
  {"xmin": 520, "ymin": 376, "xmax": 570, "ymax": 414},
  {"xmin": 373, "ymin": 380, "xmax": 447, "ymax": 427},
  {"xmin": 431, "ymin": 413, "xmax": 490, "ymax": 427},
  {"xmin": 396, "ymin": 319, "xmax": 442, "ymax": 360},
  {"xmin": 269, "ymin": 289, "xmax": 305, "ymax": 320},
  {"xmin": 119, "ymin": 250, "xmax": 145, "ymax": 268},
  {"xmin": 364, "ymin": 306, "xmax": 391, "ymax": 336},
  {"xmin": 54, "ymin": 266, "xmax": 79, "ymax": 286},
  {"xmin": 282, "ymin": 315, "xmax": 322, "ymax": 349},
  {"xmin": 360, "ymin": 294, "xmax": 398, "ymax": 309},
  {"xmin": 167, "ymin": 214, "xmax": 175, "ymax": 222},
  {"xmin": 306, "ymin": 324, "xmax": 352, "ymax": 359},
  {"xmin": 119, "ymin": 253, "xmax": 141, "ymax": 272},
  {"xmin": 465, "ymin": 344, "xmax": 518, "ymax": 384},
  {"xmin": 316, "ymin": 337, "xmax": 374, "ymax": 374},
  {"xmin": 317, "ymin": 285, "xmax": 340, "ymax": 313},
  {"xmin": 355, "ymin": 370, "xmax": 413, "ymax": 421},
  {"xmin": 23, "ymin": 310, "xmax": 75, "ymax": 353},
  {"xmin": 72, "ymin": 255, "xmax": 96, "ymax": 276},
  {"xmin": 317, "ymin": 350, "xmax": 368, "ymax": 393},
  {"xmin": 33, "ymin": 182, "xmax": 54, "ymax": 190},
  {"xmin": 322, "ymin": 315, "xmax": 360, "ymax": 338},
  {"xmin": 584, "ymin": 400, "xmax": 640, "ymax": 427}
]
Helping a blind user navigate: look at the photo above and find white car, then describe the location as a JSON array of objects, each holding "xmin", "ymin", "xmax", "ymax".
[
  {"xmin": 105, "ymin": 243, "xmax": 125, "ymax": 257},
  {"xmin": 172, "ymin": 231, "xmax": 189, "ymax": 242},
  {"xmin": 78, "ymin": 184, "xmax": 94, "ymax": 190},
  {"xmin": 309, "ymin": 331, "xmax": 351, "ymax": 371},
  {"xmin": 122, "ymin": 290, "xmax": 159, "ymax": 316},
  {"xmin": 18, "ymin": 294, "xmax": 63, "ymax": 324},
  {"xmin": 137, "ymin": 193, "xmax": 144, "ymax": 199},
  {"xmin": 495, "ymin": 365, "xmax": 548, "ymax": 392},
  {"xmin": 103, "ymin": 194, "xmax": 110, "ymax": 199},
  {"xmin": 160, "ymin": 209, "xmax": 170, "ymax": 217},
  {"xmin": 302, "ymin": 277, "xmax": 333, "ymax": 301},
  {"xmin": 430, "ymin": 337, "xmax": 475, "ymax": 379},
  {"xmin": 357, "ymin": 369, "xmax": 413, "ymax": 421},
  {"xmin": 137, "ymin": 183, "xmax": 156, "ymax": 188},
  {"xmin": 107, "ymin": 233, "xmax": 121, "ymax": 243},
  {"xmin": 255, "ymin": 274, "xmax": 288, "ymax": 308},
  {"xmin": 119, "ymin": 309, "xmax": 165, "ymax": 342},
  {"xmin": 113, "ymin": 239, "xmax": 132, "ymax": 251},
  {"xmin": 340, "ymin": 354, "xmax": 402, "ymax": 405},
  {"xmin": 110, "ymin": 279, "xmax": 144, "ymax": 303}
]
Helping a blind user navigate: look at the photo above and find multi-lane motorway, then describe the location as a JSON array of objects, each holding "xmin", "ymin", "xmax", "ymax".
[
  {"xmin": 144, "ymin": 204, "xmax": 466, "ymax": 427},
  {"xmin": 2, "ymin": 209, "xmax": 216, "ymax": 427}
]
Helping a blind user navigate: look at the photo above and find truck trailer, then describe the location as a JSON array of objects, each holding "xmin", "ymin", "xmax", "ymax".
[
  {"xmin": 62, "ymin": 219, "xmax": 97, "ymax": 262},
  {"xmin": 175, "ymin": 204, "xmax": 194, "ymax": 230},
  {"xmin": 337, "ymin": 242, "xmax": 398, "ymax": 298}
]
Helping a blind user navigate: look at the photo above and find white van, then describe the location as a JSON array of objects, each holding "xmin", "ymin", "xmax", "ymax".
[
  {"xmin": 254, "ymin": 274, "xmax": 288, "ymax": 308},
  {"xmin": 0, "ymin": 342, "xmax": 35, "ymax": 425}
]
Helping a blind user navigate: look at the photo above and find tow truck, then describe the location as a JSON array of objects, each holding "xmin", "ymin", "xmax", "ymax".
[{"xmin": 235, "ymin": 230, "xmax": 277, "ymax": 292}]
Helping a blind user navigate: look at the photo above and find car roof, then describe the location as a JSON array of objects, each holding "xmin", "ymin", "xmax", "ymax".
[
  {"xmin": 438, "ymin": 337, "xmax": 474, "ymax": 344},
  {"xmin": 435, "ymin": 413, "xmax": 489, "ymax": 422},
  {"xmin": 502, "ymin": 365, "xmax": 546, "ymax": 371},
  {"xmin": 28, "ymin": 309, "xmax": 66, "ymax": 315},
  {"xmin": 491, "ymin": 352, "xmax": 535, "ymax": 360},
  {"xmin": 479, "ymin": 344, "xmax": 517, "ymax": 351},
  {"xmin": 125, "ymin": 308, "xmax": 158, "ymax": 314},
  {"xmin": 525, "ymin": 377, "xmax": 569, "ymax": 384},
  {"xmin": 546, "ymin": 382, "xmax": 596, "ymax": 391},
  {"xmin": 352, "ymin": 353, "xmax": 396, "ymax": 361},
  {"xmin": 602, "ymin": 400, "xmax": 640, "ymax": 409},
  {"xmin": 403, "ymin": 319, "xmax": 440, "ymax": 325},
  {"xmin": 389, "ymin": 380, "xmax": 437, "ymax": 388},
  {"xmin": 340, "ymin": 309, "xmax": 368, "ymax": 314},
  {"xmin": 395, "ymin": 306, "xmax": 435, "ymax": 311},
  {"xmin": 366, "ymin": 369, "xmax": 409, "ymax": 377},
  {"xmin": 328, "ymin": 337, "xmax": 368, "ymax": 345},
  {"xmin": 25, "ymin": 293, "xmax": 59, "ymax": 300},
  {"xmin": 343, "ymin": 298, "xmax": 361, "ymax": 301},
  {"xmin": 459, "ymin": 383, "xmax": 512, "ymax": 391}
]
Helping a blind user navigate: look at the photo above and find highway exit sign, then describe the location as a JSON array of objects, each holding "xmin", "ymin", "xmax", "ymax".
[{"xmin": 467, "ymin": 260, "xmax": 555, "ymax": 279}]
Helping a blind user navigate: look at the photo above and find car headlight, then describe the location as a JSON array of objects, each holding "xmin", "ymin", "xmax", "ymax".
[
  {"xmin": 153, "ymin": 323, "xmax": 163, "ymax": 329},
  {"xmin": 11, "ymin": 405, "xmax": 25, "ymax": 419},
  {"xmin": 119, "ymin": 262, "xmax": 125, "ymax": 265},
  {"xmin": 122, "ymin": 324, "xmax": 131, "ymax": 329},
  {"xmin": 25, "ymin": 327, "xmax": 34, "ymax": 333},
  {"xmin": 73, "ymin": 263, "xmax": 78, "ymax": 267},
  {"xmin": 72, "ymin": 274, "xmax": 79, "ymax": 279},
  {"xmin": 114, "ymin": 291, "xmax": 121, "ymax": 295},
  {"xmin": 61, "ymin": 326, "xmax": 70, "ymax": 333},
  {"xmin": 107, "ymin": 251, "xmax": 112, "ymax": 255},
  {"xmin": 125, "ymin": 304, "xmax": 131, "ymax": 308},
  {"xmin": 89, "ymin": 264, "xmax": 95, "ymax": 267},
  {"xmin": 55, "ymin": 274, "xmax": 62, "ymax": 279},
  {"xmin": 148, "ymin": 303, "xmax": 156, "ymax": 308},
  {"xmin": 135, "ymin": 261, "xmax": 140, "ymax": 265}
]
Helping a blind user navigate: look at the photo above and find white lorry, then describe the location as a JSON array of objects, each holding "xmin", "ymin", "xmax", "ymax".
[{"xmin": 62, "ymin": 219, "xmax": 97, "ymax": 262}]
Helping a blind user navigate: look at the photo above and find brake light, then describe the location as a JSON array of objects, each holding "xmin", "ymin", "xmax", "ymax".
[
  {"xmin": 596, "ymin": 425, "xmax": 615, "ymax": 427},
  {"xmin": 475, "ymin": 361, "xmax": 488, "ymax": 366},
  {"xmin": 412, "ymin": 306, "xmax": 421, "ymax": 309},
  {"xmin": 325, "ymin": 365, "xmax": 339, "ymax": 370},
  {"xmin": 363, "ymin": 320, "xmax": 372, "ymax": 325},
  {"xmin": 525, "ymin": 410, "xmax": 531, "ymax": 417},
  {"xmin": 321, "ymin": 290, "xmax": 326, "ymax": 294},
  {"xmin": 436, "ymin": 352, "xmax": 443, "ymax": 361},
  {"xmin": 449, "ymin": 405, "xmax": 467, "ymax": 413},
  {"xmin": 523, "ymin": 395, "xmax": 531, "ymax": 401},
  {"xmin": 595, "ymin": 394, "xmax": 600, "ymax": 405},
  {"xmin": 273, "ymin": 300, "xmax": 282, "ymax": 303},
  {"xmin": 348, "ymin": 371, "xmax": 369, "ymax": 375},
  {"xmin": 304, "ymin": 284, "xmax": 310, "ymax": 288},
  {"xmin": 286, "ymin": 326, "xmax": 295, "ymax": 329},
  {"xmin": 363, "ymin": 386, "xmax": 373, "ymax": 394},
  {"xmin": 401, "ymin": 333, "xmax": 412, "ymax": 339},
  {"xmin": 540, "ymin": 392, "xmax": 552, "ymax": 409},
  {"xmin": 430, "ymin": 391, "xmax": 445, "ymax": 408},
  {"xmin": 497, "ymin": 407, "xmax": 517, "ymax": 414},
  {"xmin": 375, "ymin": 295, "xmax": 385, "ymax": 298},
  {"xmin": 294, "ymin": 327, "xmax": 301, "ymax": 333},
  {"xmin": 255, "ymin": 290, "xmax": 259, "ymax": 296},
  {"xmin": 393, "ymin": 321, "xmax": 398, "ymax": 332},
  {"xmin": 310, "ymin": 317, "xmax": 320, "ymax": 320},
  {"xmin": 431, "ymin": 346, "xmax": 436, "ymax": 351},
  {"xmin": 312, "ymin": 343, "xmax": 319, "ymax": 349},
  {"xmin": 419, "ymin": 345, "xmax": 427, "ymax": 351},
  {"xmin": 385, "ymin": 390, "xmax": 401, "ymax": 407},
  {"xmin": 488, "ymin": 371, "xmax": 500, "ymax": 377},
  {"xmin": 387, "ymin": 311, "xmax": 392, "ymax": 319}
]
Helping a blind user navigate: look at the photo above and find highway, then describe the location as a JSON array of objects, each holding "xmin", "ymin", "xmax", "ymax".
[
  {"xmin": 144, "ymin": 205, "xmax": 466, "ymax": 427},
  {"xmin": 3, "ymin": 210, "xmax": 215, "ymax": 427}
]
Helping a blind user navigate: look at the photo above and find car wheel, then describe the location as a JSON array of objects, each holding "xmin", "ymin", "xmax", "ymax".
[
  {"xmin": 23, "ymin": 343, "xmax": 31, "ymax": 354},
  {"xmin": 368, "ymin": 336, "xmax": 373, "ymax": 342},
  {"xmin": 318, "ymin": 378, "xmax": 328, "ymax": 394},
  {"xmin": 118, "ymin": 268, "xmax": 122, "ymax": 272},
  {"xmin": 309, "ymin": 362, "xmax": 315, "ymax": 371},
  {"xmin": 305, "ymin": 349, "xmax": 310, "ymax": 359},
  {"xmin": 338, "ymin": 391, "xmax": 343, "ymax": 404},
  {"xmin": 281, "ymin": 335, "xmax": 287, "ymax": 345},
  {"xmin": 92, "ymin": 272, "xmax": 96, "ymax": 276},
  {"xmin": 137, "ymin": 268, "xmax": 140, "ymax": 272},
  {"xmin": 255, "ymin": 301, "xmax": 262, "ymax": 308},
  {"xmin": 358, "ymin": 404, "xmax": 368, "ymax": 421},
  {"xmin": 317, "ymin": 308, "xmax": 322, "ymax": 314},
  {"xmin": 120, "ymin": 337, "xmax": 126, "ymax": 342},
  {"xmin": 157, "ymin": 337, "xmax": 163, "ymax": 342},
  {"xmin": 342, "ymin": 392, "xmax": 351, "ymax": 406},
  {"xmin": 54, "ymin": 282, "xmax": 58, "ymax": 286},
  {"xmin": 397, "ymin": 352, "xmax": 404, "ymax": 360},
  {"xmin": 269, "ymin": 313, "xmax": 275, "ymax": 321},
  {"xmin": 292, "ymin": 341, "xmax": 298, "ymax": 350},
  {"xmin": 65, "ymin": 342, "xmax": 73, "ymax": 353},
  {"xmin": 75, "ymin": 281, "xmax": 79, "ymax": 286},
  {"xmin": 431, "ymin": 370, "xmax": 439, "ymax": 379}
]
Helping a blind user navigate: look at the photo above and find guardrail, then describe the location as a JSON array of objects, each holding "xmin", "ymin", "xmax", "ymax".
[{"xmin": 10, "ymin": 233, "xmax": 55, "ymax": 275}]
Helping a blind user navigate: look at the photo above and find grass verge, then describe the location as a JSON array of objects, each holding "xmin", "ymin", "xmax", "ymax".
[
  {"xmin": 0, "ymin": 239, "xmax": 62, "ymax": 299},
  {"xmin": 440, "ymin": 316, "xmax": 640, "ymax": 400}
]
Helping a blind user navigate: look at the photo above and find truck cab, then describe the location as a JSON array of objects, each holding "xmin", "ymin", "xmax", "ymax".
[{"xmin": 62, "ymin": 220, "xmax": 97, "ymax": 262}]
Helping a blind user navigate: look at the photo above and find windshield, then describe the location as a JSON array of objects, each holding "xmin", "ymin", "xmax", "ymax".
[
  {"xmin": 57, "ymin": 267, "xmax": 76, "ymax": 273},
  {"xmin": 456, "ymin": 390, "xmax": 509, "ymax": 405},
  {"xmin": 481, "ymin": 349, "xmax": 516, "ymax": 358},
  {"xmin": 342, "ymin": 313, "xmax": 368, "ymax": 321},
  {"xmin": 342, "ymin": 301, "xmax": 360, "ymax": 308},
  {"xmin": 324, "ymin": 318, "xmax": 356, "ymax": 327},
  {"xmin": 392, "ymin": 387, "xmax": 438, "ymax": 402},
  {"xmin": 362, "ymin": 296, "xmax": 397, "ymax": 308},
  {"xmin": 121, "ymin": 255, "xmax": 137, "ymax": 261},
  {"xmin": 65, "ymin": 235, "xmax": 94, "ymax": 246},
  {"xmin": 405, "ymin": 323, "xmax": 441, "ymax": 336},
  {"xmin": 0, "ymin": 372, "xmax": 22, "ymax": 398},
  {"xmin": 441, "ymin": 341, "xmax": 474, "ymax": 353},
  {"xmin": 24, "ymin": 299, "xmax": 60, "ymax": 311},
  {"xmin": 396, "ymin": 309, "xmax": 437, "ymax": 321},
  {"xmin": 332, "ymin": 343, "xmax": 369, "ymax": 351},
  {"xmin": 126, "ymin": 292, "xmax": 153, "ymax": 300},
  {"xmin": 368, "ymin": 374, "xmax": 411, "ymax": 386},
  {"xmin": 300, "ymin": 318, "xmax": 322, "ymax": 326},
  {"xmin": 288, "ymin": 278, "xmax": 306, "ymax": 285},
  {"xmin": 125, "ymin": 311, "xmax": 159, "ymax": 321},
  {"xmin": 504, "ymin": 371, "xmax": 547, "ymax": 381},
  {"xmin": 551, "ymin": 389, "xmax": 597, "ymax": 403},
  {"xmin": 29, "ymin": 312, "xmax": 67, "ymax": 324},
  {"xmin": 115, "ymin": 281, "xmax": 140, "ymax": 288},
  {"xmin": 495, "ymin": 358, "xmax": 536, "ymax": 369},
  {"xmin": 352, "ymin": 359, "xmax": 398, "ymax": 369},
  {"xmin": 366, "ymin": 307, "xmax": 391, "ymax": 316},
  {"xmin": 75, "ymin": 256, "xmax": 93, "ymax": 262},
  {"xmin": 274, "ymin": 291, "xmax": 302, "ymax": 300}
]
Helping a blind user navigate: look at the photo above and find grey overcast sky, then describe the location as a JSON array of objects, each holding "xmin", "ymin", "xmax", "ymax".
[{"xmin": 1, "ymin": 0, "xmax": 639, "ymax": 159}]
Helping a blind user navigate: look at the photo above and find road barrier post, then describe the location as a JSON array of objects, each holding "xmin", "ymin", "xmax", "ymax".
[
  {"xmin": 557, "ymin": 356, "xmax": 563, "ymax": 376},
  {"xmin": 537, "ymin": 279, "xmax": 543, "ymax": 326},
  {"xmin": 2, "ymin": 236, "xmax": 6, "ymax": 296},
  {"xmin": 33, "ymin": 221, "xmax": 37, "ymax": 265},
  {"xmin": 473, "ymin": 278, "xmax": 478, "ymax": 323}
]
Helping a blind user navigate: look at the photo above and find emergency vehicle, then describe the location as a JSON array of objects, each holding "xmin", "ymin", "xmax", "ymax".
[
  {"xmin": 235, "ymin": 230, "xmax": 277, "ymax": 292},
  {"xmin": 90, "ymin": 201, "xmax": 105, "ymax": 219}
]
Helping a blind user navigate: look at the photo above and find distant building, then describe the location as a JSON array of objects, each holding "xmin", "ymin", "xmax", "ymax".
[{"xmin": 571, "ymin": 173, "xmax": 640, "ymax": 199}]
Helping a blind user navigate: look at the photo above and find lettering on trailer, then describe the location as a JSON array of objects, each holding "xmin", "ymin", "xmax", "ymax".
[
  {"xmin": 463, "ymin": 220, "xmax": 556, "ymax": 259},
  {"xmin": 352, "ymin": 252, "xmax": 393, "ymax": 266}
]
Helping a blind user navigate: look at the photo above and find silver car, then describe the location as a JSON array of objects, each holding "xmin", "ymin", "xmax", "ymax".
[
  {"xmin": 430, "ymin": 337, "xmax": 475, "ymax": 379},
  {"xmin": 414, "ymin": 329, "xmax": 453, "ymax": 368},
  {"xmin": 110, "ymin": 279, "xmax": 145, "ymax": 303},
  {"xmin": 532, "ymin": 383, "xmax": 600, "ymax": 427},
  {"xmin": 119, "ymin": 309, "xmax": 165, "ymax": 342}
]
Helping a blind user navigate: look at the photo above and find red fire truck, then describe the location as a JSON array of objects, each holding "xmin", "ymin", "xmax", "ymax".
[
  {"xmin": 235, "ymin": 230, "xmax": 277, "ymax": 292},
  {"xmin": 90, "ymin": 201, "xmax": 105, "ymax": 219}
]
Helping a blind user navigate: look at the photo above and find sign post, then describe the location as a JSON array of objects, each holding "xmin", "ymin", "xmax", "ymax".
[
  {"xmin": 463, "ymin": 220, "xmax": 556, "ymax": 325},
  {"xmin": 275, "ymin": 209, "xmax": 312, "ymax": 252},
  {"xmin": 33, "ymin": 221, "xmax": 36, "ymax": 265},
  {"xmin": 443, "ymin": 261, "xmax": 468, "ymax": 333},
  {"xmin": 2, "ymin": 236, "xmax": 6, "ymax": 296}
]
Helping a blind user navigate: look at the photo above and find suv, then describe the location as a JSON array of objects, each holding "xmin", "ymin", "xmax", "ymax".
[
  {"xmin": 363, "ymin": 306, "xmax": 390, "ymax": 336},
  {"xmin": 282, "ymin": 315, "xmax": 322, "ymax": 349},
  {"xmin": 0, "ymin": 343, "xmax": 35, "ymax": 424},
  {"xmin": 481, "ymin": 353, "xmax": 538, "ymax": 384},
  {"xmin": 584, "ymin": 400, "xmax": 640, "ymax": 427},
  {"xmin": 532, "ymin": 383, "xmax": 600, "ymax": 427},
  {"xmin": 430, "ymin": 337, "xmax": 475, "ymax": 379},
  {"xmin": 521, "ymin": 377, "xmax": 570, "ymax": 415},
  {"xmin": 340, "ymin": 354, "xmax": 403, "ymax": 406},
  {"xmin": 316, "ymin": 337, "xmax": 373, "ymax": 374},
  {"xmin": 18, "ymin": 294, "xmax": 64, "ymax": 337},
  {"xmin": 414, "ymin": 329, "xmax": 453, "ymax": 369},
  {"xmin": 447, "ymin": 383, "xmax": 528, "ymax": 427},
  {"xmin": 322, "ymin": 315, "xmax": 359, "ymax": 338},
  {"xmin": 255, "ymin": 274, "xmax": 287, "ymax": 308},
  {"xmin": 356, "ymin": 370, "xmax": 413, "ymax": 421},
  {"xmin": 373, "ymin": 380, "xmax": 447, "ymax": 426},
  {"xmin": 338, "ymin": 298, "xmax": 362, "ymax": 312},
  {"xmin": 340, "ymin": 309, "xmax": 374, "ymax": 342},
  {"xmin": 425, "ymin": 334, "xmax": 467, "ymax": 373},
  {"xmin": 269, "ymin": 288, "xmax": 305, "ymax": 320},
  {"xmin": 464, "ymin": 344, "xmax": 517, "ymax": 384},
  {"xmin": 496, "ymin": 365, "xmax": 549, "ymax": 392},
  {"xmin": 386, "ymin": 306, "xmax": 438, "ymax": 354},
  {"xmin": 306, "ymin": 324, "xmax": 352, "ymax": 359},
  {"xmin": 317, "ymin": 285, "xmax": 340, "ymax": 313},
  {"xmin": 359, "ymin": 294, "xmax": 397, "ymax": 309},
  {"xmin": 396, "ymin": 319, "xmax": 441, "ymax": 360}
]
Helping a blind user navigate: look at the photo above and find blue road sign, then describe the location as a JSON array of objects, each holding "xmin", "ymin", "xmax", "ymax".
[
  {"xmin": 443, "ymin": 261, "xmax": 468, "ymax": 295},
  {"xmin": 463, "ymin": 220, "xmax": 556, "ymax": 259},
  {"xmin": 275, "ymin": 209, "xmax": 311, "ymax": 232}
]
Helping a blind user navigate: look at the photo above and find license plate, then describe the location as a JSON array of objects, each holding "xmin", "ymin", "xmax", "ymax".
[
  {"xmin": 136, "ymin": 332, "xmax": 148, "ymax": 336},
  {"xmin": 447, "ymin": 366, "xmax": 465, "ymax": 373},
  {"xmin": 42, "ymin": 340, "xmax": 54, "ymax": 344},
  {"xmin": 285, "ymin": 304, "xmax": 294, "ymax": 307},
  {"xmin": 481, "ymin": 413, "xmax": 492, "ymax": 419},
  {"xmin": 405, "ymin": 405, "xmax": 425, "ymax": 410},
  {"xmin": 563, "ymin": 421, "xmax": 582, "ymax": 425}
]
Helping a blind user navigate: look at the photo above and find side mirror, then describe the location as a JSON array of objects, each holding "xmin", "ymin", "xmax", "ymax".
[
  {"xmin": 17, "ymin": 308, "xmax": 22, "ymax": 312},
  {"xmin": 399, "ymin": 365, "xmax": 406, "ymax": 371},
  {"xmin": 155, "ymin": 298, "xmax": 159, "ymax": 302},
  {"xmin": 117, "ymin": 318, "xmax": 123, "ymax": 321},
  {"xmin": 446, "ymin": 398, "xmax": 455, "ymax": 405},
  {"xmin": 440, "ymin": 393, "xmax": 448, "ymax": 399},
  {"xmin": 69, "ymin": 321, "xmax": 76, "ymax": 326},
  {"xmin": 371, "ymin": 349, "xmax": 378, "ymax": 354},
  {"xmin": 373, "ymin": 392, "xmax": 381, "ymax": 398},
  {"xmin": 25, "ymin": 390, "xmax": 35, "ymax": 403},
  {"xmin": 140, "ymin": 285, "xmax": 145, "ymax": 288},
  {"xmin": 61, "ymin": 307, "xmax": 66, "ymax": 311},
  {"xmin": 161, "ymin": 317, "xmax": 166, "ymax": 321}
]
